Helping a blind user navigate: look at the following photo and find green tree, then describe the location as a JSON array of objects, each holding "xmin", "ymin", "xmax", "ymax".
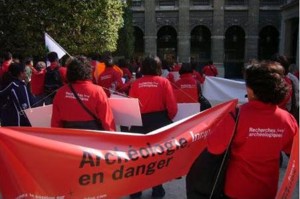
[
  {"xmin": 115, "ymin": 0, "xmax": 135, "ymax": 59},
  {"xmin": 0, "ymin": 0, "xmax": 125, "ymax": 59}
]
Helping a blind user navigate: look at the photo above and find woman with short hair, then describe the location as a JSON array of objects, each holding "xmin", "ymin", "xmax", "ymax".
[{"xmin": 51, "ymin": 56, "xmax": 116, "ymax": 131}]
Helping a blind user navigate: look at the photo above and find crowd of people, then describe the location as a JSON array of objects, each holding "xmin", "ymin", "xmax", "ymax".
[{"xmin": 0, "ymin": 50, "xmax": 298, "ymax": 198}]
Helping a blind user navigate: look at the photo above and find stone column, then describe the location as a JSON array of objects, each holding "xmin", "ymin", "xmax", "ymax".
[
  {"xmin": 211, "ymin": 0, "xmax": 225, "ymax": 76},
  {"xmin": 178, "ymin": 0, "xmax": 190, "ymax": 63},
  {"xmin": 245, "ymin": 0, "xmax": 259, "ymax": 62},
  {"xmin": 144, "ymin": 0, "xmax": 157, "ymax": 56}
]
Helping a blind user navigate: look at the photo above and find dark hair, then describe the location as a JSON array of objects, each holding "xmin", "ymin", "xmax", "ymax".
[
  {"xmin": 102, "ymin": 51, "xmax": 114, "ymax": 67},
  {"xmin": 35, "ymin": 61, "xmax": 46, "ymax": 71},
  {"xmin": 179, "ymin": 62, "xmax": 193, "ymax": 75},
  {"xmin": 270, "ymin": 54, "xmax": 290, "ymax": 75},
  {"xmin": 3, "ymin": 52, "xmax": 12, "ymax": 61},
  {"xmin": 245, "ymin": 61, "xmax": 288, "ymax": 104},
  {"xmin": 24, "ymin": 57, "xmax": 33, "ymax": 65},
  {"xmin": 47, "ymin": 52, "xmax": 59, "ymax": 63},
  {"xmin": 66, "ymin": 56, "xmax": 92, "ymax": 83},
  {"xmin": 0, "ymin": 62, "xmax": 24, "ymax": 87},
  {"xmin": 141, "ymin": 56, "xmax": 161, "ymax": 76},
  {"xmin": 9, "ymin": 62, "xmax": 25, "ymax": 78},
  {"xmin": 191, "ymin": 61, "xmax": 198, "ymax": 70},
  {"xmin": 90, "ymin": 52, "xmax": 100, "ymax": 61},
  {"xmin": 60, "ymin": 54, "xmax": 70, "ymax": 66}
]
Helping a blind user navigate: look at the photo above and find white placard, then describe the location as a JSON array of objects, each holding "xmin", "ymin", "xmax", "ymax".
[
  {"xmin": 24, "ymin": 105, "xmax": 53, "ymax": 127},
  {"xmin": 173, "ymin": 103, "xmax": 200, "ymax": 122},
  {"xmin": 25, "ymin": 98, "xmax": 142, "ymax": 127},
  {"xmin": 108, "ymin": 98, "xmax": 142, "ymax": 126}
]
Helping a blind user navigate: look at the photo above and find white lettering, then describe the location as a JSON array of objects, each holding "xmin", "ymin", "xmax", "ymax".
[{"xmin": 248, "ymin": 127, "xmax": 284, "ymax": 138}]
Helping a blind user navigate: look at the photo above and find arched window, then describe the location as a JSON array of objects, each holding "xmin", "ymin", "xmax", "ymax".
[
  {"xmin": 224, "ymin": 26, "xmax": 245, "ymax": 79},
  {"xmin": 133, "ymin": 26, "xmax": 144, "ymax": 56},
  {"xmin": 258, "ymin": 26, "xmax": 279, "ymax": 60},
  {"xmin": 190, "ymin": 25, "xmax": 211, "ymax": 65},
  {"xmin": 157, "ymin": 26, "xmax": 177, "ymax": 61}
]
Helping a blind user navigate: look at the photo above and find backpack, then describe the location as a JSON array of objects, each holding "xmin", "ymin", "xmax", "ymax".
[{"xmin": 44, "ymin": 67, "xmax": 63, "ymax": 95}]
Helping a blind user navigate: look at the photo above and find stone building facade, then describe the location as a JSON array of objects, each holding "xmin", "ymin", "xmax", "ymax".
[{"xmin": 130, "ymin": 0, "xmax": 299, "ymax": 78}]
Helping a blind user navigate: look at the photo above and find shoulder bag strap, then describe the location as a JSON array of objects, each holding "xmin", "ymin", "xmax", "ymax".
[{"xmin": 68, "ymin": 83, "xmax": 100, "ymax": 122}]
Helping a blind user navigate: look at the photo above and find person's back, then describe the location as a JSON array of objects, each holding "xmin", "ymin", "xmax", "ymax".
[
  {"xmin": 202, "ymin": 60, "xmax": 218, "ymax": 77},
  {"xmin": 44, "ymin": 52, "xmax": 64, "ymax": 104},
  {"xmin": 97, "ymin": 54, "xmax": 125, "ymax": 97},
  {"xmin": 211, "ymin": 61, "xmax": 297, "ymax": 199},
  {"xmin": 118, "ymin": 58, "xmax": 132, "ymax": 82},
  {"xmin": 128, "ymin": 56, "xmax": 178, "ymax": 199},
  {"xmin": 31, "ymin": 61, "xmax": 46, "ymax": 106},
  {"xmin": 51, "ymin": 56, "xmax": 116, "ymax": 131},
  {"xmin": 224, "ymin": 101, "xmax": 296, "ymax": 198},
  {"xmin": 174, "ymin": 63, "xmax": 198, "ymax": 103}
]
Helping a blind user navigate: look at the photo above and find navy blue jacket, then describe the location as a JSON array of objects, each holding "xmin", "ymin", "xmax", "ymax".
[{"xmin": 0, "ymin": 79, "xmax": 35, "ymax": 126}]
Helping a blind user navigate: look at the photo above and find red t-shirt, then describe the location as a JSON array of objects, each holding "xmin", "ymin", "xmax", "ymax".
[
  {"xmin": 121, "ymin": 67, "xmax": 132, "ymax": 80},
  {"xmin": 31, "ymin": 69, "xmax": 46, "ymax": 95},
  {"xmin": 129, "ymin": 75, "xmax": 178, "ymax": 120},
  {"xmin": 202, "ymin": 64, "xmax": 218, "ymax": 76},
  {"xmin": 192, "ymin": 70, "xmax": 205, "ymax": 84},
  {"xmin": 97, "ymin": 67, "xmax": 126, "ymax": 97},
  {"xmin": 0, "ymin": 60, "xmax": 12, "ymax": 79},
  {"xmin": 1, "ymin": 60, "xmax": 12, "ymax": 73},
  {"xmin": 209, "ymin": 100, "xmax": 297, "ymax": 198},
  {"xmin": 51, "ymin": 81, "xmax": 116, "ymax": 131},
  {"xmin": 174, "ymin": 73, "xmax": 198, "ymax": 103}
]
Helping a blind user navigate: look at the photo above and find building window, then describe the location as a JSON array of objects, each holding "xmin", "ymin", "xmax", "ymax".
[
  {"xmin": 158, "ymin": 0, "xmax": 176, "ymax": 7},
  {"xmin": 260, "ymin": 0, "xmax": 286, "ymax": 6},
  {"xmin": 225, "ymin": 0, "xmax": 247, "ymax": 5},
  {"xmin": 132, "ymin": 0, "xmax": 143, "ymax": 7},
  {"xmin": 192, "ymin": 0, "xmax": 210, "ymax": 5}
]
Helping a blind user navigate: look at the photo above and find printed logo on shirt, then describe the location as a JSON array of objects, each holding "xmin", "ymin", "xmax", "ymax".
[
  {"xmin": 65, "ymin": 91, "xmax": 90, "ymax": 101},
  {"xmin": 100, "ymin": 74, "xmax": 112, "ymax": 81},
  {"xmin": 248, "ymin": 127, "xmax": 284, "ymax": 138},
  {"xmin": 138, "ymin": 82, "xmax": 158, "ymax": 88}
]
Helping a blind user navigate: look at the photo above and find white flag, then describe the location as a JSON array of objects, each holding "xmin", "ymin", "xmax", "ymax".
[
  {"xmin": 44, "ymin": 32, "xmax": 67, "ymax": 59},
  {"xmin": 202, "ymin": 76, "xmax": 248, "ymax": 105}
]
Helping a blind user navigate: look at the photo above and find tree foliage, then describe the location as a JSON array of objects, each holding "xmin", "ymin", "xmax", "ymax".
[
  {"xmin": 115, "ymin": 0, "xmax": 135, "ymax": 59},
  {"xmin": 0, "ymin": 0, "xmax": 125, "ymax": 59}
]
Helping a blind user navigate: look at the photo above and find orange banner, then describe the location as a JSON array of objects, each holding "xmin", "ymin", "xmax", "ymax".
[{"xmin": 0, "ymin": 99, "xmax": 297, "ymax": 199}]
